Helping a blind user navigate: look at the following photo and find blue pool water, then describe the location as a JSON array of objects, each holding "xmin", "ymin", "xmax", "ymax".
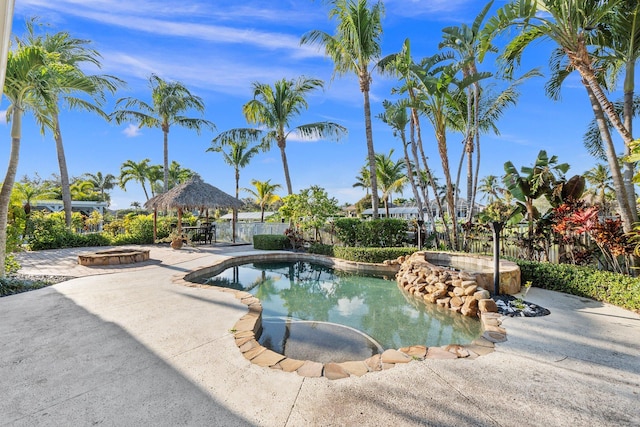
[{"xmin": 197, "ymin": 261, "xmax": 482, "ymax": 362}]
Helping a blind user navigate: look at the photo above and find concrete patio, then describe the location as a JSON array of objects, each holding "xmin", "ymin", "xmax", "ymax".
[{"xmin": 1, "ymin": 244, "xmax": 638, "ymax": 426}]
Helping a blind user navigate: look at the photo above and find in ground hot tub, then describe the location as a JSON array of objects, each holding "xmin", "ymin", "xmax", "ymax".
[{"xmin": 78, "ymin": 248, "xmax": 150, "ymax": 266}]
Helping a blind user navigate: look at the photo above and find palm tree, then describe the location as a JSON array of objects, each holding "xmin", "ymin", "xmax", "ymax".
[
  {"xmin": 119, "ymin": 159, "xmax": 152, "ymax": 201},
  {"xmin": 377, "ymin": 100, "xmax": 428, "ymax": 222},
  {"xmin": 601, "ymin": 1, "xmax": 640, "ymax": 216},
  {"xmin": 167, "ymin": 161, "xmax": 194, "ymax": 189},
  {"xmin": 245, "ymin": 179, "xmax": 282, "ymax": 222},
  {"xmin": 18, "ymin": 21, "xmax": 122, "ymax": 227},
  {"xmin": 208, "ymin": 136, "xmax": 265, "ymax": 200},
  {"xmin": 238, "ymin": 77, "xmax": 346, "ymax": 195},
  {"xmin": 13, "ymin": 181, "xmax": 56, "ymax": 238},
  {"xmin": 486, "ymin": 0, "xmax": 636, "ymax": 231},
  {"xmin": 352, "ymin": 166, "xmax": 371, "ymax": 195},
  {"xmin": 372, "ymin": 149, "xmax": 407, "ymax": 218},
  {"xmin": 439, "ymin": 2, "xmax": 495, "ymax": 224},
  {"xmin": 410, "ymin": 54, "xmax": 489, "ymax": 249},
  {"xmin": 0, "ymin": 45, "xmax": 49, "ymax": 278},
  {"xmin": 478, "ymin": 175, "xmax": 503, "ymax": 203},
  {"xmin": 146, "ymin": 164, "xmax": 164, "ymax": 197},
  {"xmin": 111, "ymin": 74, "xmax": 215, "ymax": 193},
  {"xmin": 584, "ymin": 164, "xmax": 615, "ymax": 214},
  {"xmin": 301, "ymin": 0, "xmax": 384, "ymax": 217},
  {"xmin": 83, "ymin": 171, "xmax": 116, "ymax": 203}
]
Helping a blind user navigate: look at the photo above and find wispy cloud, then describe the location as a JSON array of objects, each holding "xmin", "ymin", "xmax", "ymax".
[
  {"xmin": 122, "ymin": 124, "xmax": 141, "ymax": 137},
  {"xmin": 0, "ymin": 110, "xmax": 6, "ymax": 124}
]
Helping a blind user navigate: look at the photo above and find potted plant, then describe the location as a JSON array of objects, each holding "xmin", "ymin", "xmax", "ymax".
[{"xmin": 170, "ymin": 230, "xmax": 185, "ymax": 250}]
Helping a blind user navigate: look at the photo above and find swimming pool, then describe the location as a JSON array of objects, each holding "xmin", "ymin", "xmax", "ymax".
[{"xmin": 193, "ymin": 260, "xmax": 482, "ymax": 363}]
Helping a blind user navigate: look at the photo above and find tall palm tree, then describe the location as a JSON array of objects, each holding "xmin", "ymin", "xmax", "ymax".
[
  {"xmin": 239, "ymin": 77, "xmax": 346, "ymax": 195},
  {"xmin": 486, "ymin": 0, "xmax": 636, "ymax": 231},
  {"xmin": 245, "ymin": 179, "xmax": 282, "ymax": 222},
  {"xmin": 478, "ymin": 175, "xmax": 503, "ymax": 203},
  {"xmin": 378, "ymin": 40, "xmax": 448, "ymax": 240},
  {"xmin": 0, "ymin": 45, "xmax": 49, "ymax": 278},
  {"xmin": 411, "ymin": 54, "xmax": 489, "ymax": 249},
  {"xmin": 146, "ymin": 164, "xmax": 164, "ymax": 197},
  {"xmin": 83, "ymin": 171, "xmax": 116, "ymax": 203},
  {"xmin": 167, "ymin": 161, "xmax": 194, "ymax": 189},
  {"xmin": 584, "ymin": 163, "xmax": 615, "ymax": 214},
  {"xmin": 208, "ymin": 135, "xmax": 265, "ymax": 200},
  {"xmin": 352, "ymin": 166, "xmax": 371, "ymax": 196},
  {"xmin": 377, "ymin": 100, "xmax": 429, "ymax": 223},
  {"xmin": 119, "ymin": 159, "xmax": 152, "ymax": 201},
  {"xmin": 372, "ymin": 149, "xmax": 407, "ymax": 218},
  {"xmin": 439, "ymin": 1, "xmax": 495, "ymax": 224},
  {"xmin": 111, "ymin": 74, "xmax": 216, "ymax": 193},
  {"xmin": 18, "ymin": 21, "xmax": 122, "ymax": 227},
  {"xmin": 301, "ymin": 0, "xmax": 384, "ymax": 217},
  {"xmin": 601, "ymin": 1, "xmax": 640, "ymax": 216}
]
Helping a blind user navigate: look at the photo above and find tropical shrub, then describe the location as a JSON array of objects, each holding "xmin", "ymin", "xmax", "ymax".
[
  {"xmin": 332, "ymin": 246, "xmax": 418, "ymax": 263},
  {"xmin": 514, "ymin": 259, "xmax": 640, "ymax": 312},
  {"xmin": 253, "ymin": 234, "xmax": 291, "ymax": 250},
  {"xmin": 333, "ymin": 218, "xmax": 408, "ymax": 247}
]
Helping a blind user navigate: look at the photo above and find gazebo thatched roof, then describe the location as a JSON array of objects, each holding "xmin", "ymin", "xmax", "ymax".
[{"xmin": 144, "ymin": 175, "xmax": 244, "ymax": 211}]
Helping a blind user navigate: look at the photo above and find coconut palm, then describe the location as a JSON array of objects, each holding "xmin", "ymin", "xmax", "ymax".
[
  {"xmin": 0, "ymin": 45, "xmax": 49, "ymax": 277},
  {"xmin": 17, "ymin": 21, "xmax": 122, "ymax": 227},
  {"xmin": 410, "ymin": 54, "xmax": 490, "ymax": 250},
  {"xmin": 146, "ymin": 165, "xmax": 164, "ymax": 197},
  {"xmin": 439, "ymin": 2, "xmax": 495, "ymax": 222},
  {"xmin": 372, "ymin": 149, "xmax": 407, "ymax": 218},
  {"xmin": 119, "ymin": 159, "xmax": 152, "ymax": 201},
  {"xmin": 167, "ymin": 161, "xmax": 194, "ymax": 189},
  {"xmin": 478, "ymin": 175, "xmax": 503, "ymax": 203},
  {"xmin": 378, "ymin": 40, "xmax": 450, "ymax": 243},
  {"xmin": 584, "ymin": 164, "xmax": 615, "ymax": 214},
  {"xmin": 352, "ymin": 166, "xmax": 371, "ymax": 196},
  {"xmin": 486, "ymin": 0, "xmax": 636, "ymax": 231},
  {"xmin": 301, "ymin": 0, "xmax": 384, "ymax": 217},
  {"xmin": 83, "ymin": 171, "xmax": 116, "ymax": 203},
  {"xmin": 208, "ymin": 136, "xmax": 265, "ymax": 200},
  {"xmin": 377, "ymin": 100, "xmax": 429, "ymax": 223},
  {"xmin": 239, "ymin": 77, "xmax": 346, "ymax": 195},
  {"xmin": 245, "ymin": 179, "xmax": 282, "ymax": 222},
  {"xmin": 111, "ymin": 74, "xmax": 215, "ymax": 193}
]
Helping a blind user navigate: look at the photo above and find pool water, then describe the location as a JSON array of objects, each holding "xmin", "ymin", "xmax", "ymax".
[{"xmin": 200, "ymin": 261, "xmax": 482, "ymax": 362}]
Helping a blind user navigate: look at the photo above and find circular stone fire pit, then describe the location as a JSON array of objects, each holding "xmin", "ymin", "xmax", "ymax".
[{"xmin": 78, "ymin": 249, "xmax": 150, "ymax": 266}]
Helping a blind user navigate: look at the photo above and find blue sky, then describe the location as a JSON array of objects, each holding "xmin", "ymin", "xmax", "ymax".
[{"xmin": 1, "ymin": 0, "xmax": 625, "ymax": 210}]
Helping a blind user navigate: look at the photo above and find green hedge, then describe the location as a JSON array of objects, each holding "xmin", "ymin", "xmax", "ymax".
[
  {"xmin": 333, "ymin": 218, "xmax": 409, "ymax": 247},
  {"xmin": 514, "ymin": 259, "xmax": 640, "ymax": 312},
  {"xmin": 253, "ymin": 234, "xmax": 291, "ymax": 250},
  {"xmin": 331, "ymin": 246, "xmax": 418, "ymax": 264}
]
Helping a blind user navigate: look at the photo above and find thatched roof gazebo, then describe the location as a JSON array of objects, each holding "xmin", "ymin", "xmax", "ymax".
[{"xmin": 144, "ymin": 174, "xmax": 244, "ymax": 242}]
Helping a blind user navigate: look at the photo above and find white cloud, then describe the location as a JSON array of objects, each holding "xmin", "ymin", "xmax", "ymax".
[
  {"xmin": 0, "ymin": 110, "xmax": 7, "ymax": 124},
  {"xmin": 123, "ymin": 124, "xmax": 141, "ymax": 137}
]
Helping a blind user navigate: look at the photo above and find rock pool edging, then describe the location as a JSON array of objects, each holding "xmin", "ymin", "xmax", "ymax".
[{"xmin": 174, "ymin": 251, "xmax": 507, "ymax": 380}]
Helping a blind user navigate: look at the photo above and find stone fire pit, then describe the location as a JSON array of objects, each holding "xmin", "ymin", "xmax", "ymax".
[{"xmin": 78, "ymin": 249, "xmax": 150, "ymax": 266}]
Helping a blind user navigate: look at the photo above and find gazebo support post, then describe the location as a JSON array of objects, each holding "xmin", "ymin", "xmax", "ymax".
[{"xmin": 153, "ymin": 209, "xmax": 157, "ymax": 243}]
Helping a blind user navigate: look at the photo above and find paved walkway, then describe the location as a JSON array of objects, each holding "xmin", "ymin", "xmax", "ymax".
[{"xmin": 1, "ymin": 245, "xmax": 639, "ymax": 426}]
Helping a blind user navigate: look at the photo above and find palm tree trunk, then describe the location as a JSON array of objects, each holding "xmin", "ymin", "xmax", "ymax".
[
  {"xmin": 436, "ymin": 128, "xmax": 459, "ymax": 251},
  {"xmin": 0, "ymin": 109, "xmax": 23, "ymax": 278},
  {"xmin": 163, "ymin": 129, "xmax": 169, "ymax": 193},
  {"xmin": 576, "ymin": 61, "xmax": 634, "ymax": 145},
  {"xmin": 362, "ymin": 80, "xmax": 380, "ymax": 219},
  {"xmin": 278, "ymin": 139, "xmax": 293, "ymax": 195},
  {"xmin": 623, "ymin": 61, "xmax": 638, "ymax": 222},
  {"xmin": 584, "ymin": 82, "xmax": 634, "ymax": 232},
  {"xmin": 409, "ymin": 116, "xmax": 438, "ymax": 247},
  {"xmin": 412, "ymin": 107, "xmax": 451, "ymax": 248},
  {"xmin": 53, "ymin": 114, "xmax": 73, "ymax": 228}
]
